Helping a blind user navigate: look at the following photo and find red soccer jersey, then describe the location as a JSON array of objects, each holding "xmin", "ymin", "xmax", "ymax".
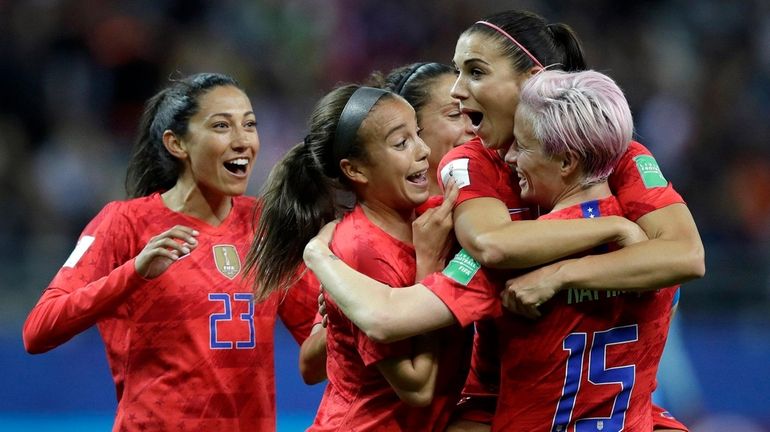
[
  {"xmin": 492, "ymin": 197, "xmax": 675, "ymax": 431},
  {"xmin": 310, "ymin": 205, "xmax": 471, "ymax": 432},
  {"xmin": 610, "ymin": 141, "xmax": 684, "ymax": 221},
  {"xmin": 23, "ymin": 193, "xmax": 317, "ymax": 432},
  {"xmin": 437, "ymin": 137, "xmax": 534, "ymax": 219},
  {"xmin": 652, "ymin": 403, "xmax": 689, "ymax": 431}
]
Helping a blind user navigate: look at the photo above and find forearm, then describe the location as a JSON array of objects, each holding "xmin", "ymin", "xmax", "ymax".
[
  {"xmin": 298, "ymin": 325, "xmax": 327, "ymax": 384},
  {"xmin": 303, "ymin": 239, "xmax": 454, "ymax": 342},
  {"xmin": 554, "ymin": 237, "xmax": 703, "ymax": 292},
  {"xmin": 472, "ymin": 217, "xmax": 635, "ymax": 269},
  {"xmin": 378, "ymin": 339, "xmax": 439, "ymax": 407},
  {"xmin": 455, "ymin": 198, "xmax": 635, "ymax": 270},
  {"xmin": 23, "ymin": 260, "xmax": 144, "ymax": 353}
]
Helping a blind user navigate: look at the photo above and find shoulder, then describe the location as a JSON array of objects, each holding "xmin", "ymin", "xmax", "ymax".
[{"xmin": 439, "ymin": 137, "xmax": 492, "ymax": 169}]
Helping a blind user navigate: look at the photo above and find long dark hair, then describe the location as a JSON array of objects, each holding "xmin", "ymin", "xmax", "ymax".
[
  {"xmin": 125, "ymin": 73, "xmax": 241, "ymax": 198},
  {"xmin": 245, "ymin": 85, "xmax": 394, "ymax": 301},
  {"xmin": 467, "ymin": 10, "xmax": 587, "ymax": 73}
]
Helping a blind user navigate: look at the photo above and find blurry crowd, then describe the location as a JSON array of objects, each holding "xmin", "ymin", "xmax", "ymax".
[{"xmin": 1, "ymin": 0, "xmax": 769, "ymax": 321}]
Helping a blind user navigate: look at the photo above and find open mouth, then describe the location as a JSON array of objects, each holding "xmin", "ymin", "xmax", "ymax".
[
  {"xmin": 224, "ymin": 158, "xmax": 249, "ymax": 175},
  {"xmin": 467, "ymin": 111, "xmax": 483, "ymax": 128},
  {"xmin": 406, "ymin": 169, "xmax": 428, "ymax": 185}
]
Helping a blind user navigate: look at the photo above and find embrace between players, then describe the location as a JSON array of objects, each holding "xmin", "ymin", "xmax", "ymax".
[{"xmin": 24, "ymin": 9, "xmax": 704, "ymax": 432}]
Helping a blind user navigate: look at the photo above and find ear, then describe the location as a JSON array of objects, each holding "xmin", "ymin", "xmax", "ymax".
[
  {"xmin": 339, "ymin": 158, "xmax": 369, "ymax": 185},
  {"xmin": 559, "ymin": 151, "xmax": 581, "ymax": 179},
  {"xmin": 528, "ymin": 65, "xmax": 544, "ymax": 77},
  {"xmin": 162, "ymin": 130, "xmax": 187, "ymax": 159}
]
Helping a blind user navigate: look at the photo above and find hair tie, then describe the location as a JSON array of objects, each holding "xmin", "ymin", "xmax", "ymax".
[
  {"xmin": 333, "ymin": 87, "xmax": 389, "ymax": 163},
  {"xmin": 476, "ymin": 20, "xmax": 544, "ymax": 68},
  {"xmin": 395, "ymin": 62, "xmax": 430, "ymax": 96}
]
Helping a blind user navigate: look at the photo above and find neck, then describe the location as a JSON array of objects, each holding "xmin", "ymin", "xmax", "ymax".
[
  {"xmin": 359, "ymin": 199, "xmax": 415, "ymax": 244},
  {"xmin": 428, "ymin": 171, "xmax": 441, "ymax": 196},
  {"xmin": 548, "ymin": 181, "xmax": 611, "ymax": 213},
  {"xmin": 161, "ymin": 180, "xmax": 233, "ymax": 226}
]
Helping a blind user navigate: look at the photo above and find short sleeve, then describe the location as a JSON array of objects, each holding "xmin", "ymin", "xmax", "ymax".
[
  {"xmin": 609, "ymin": 142, "xmax": 684, "ymax": 221},
  {"xmin": 422, "ymin": 250, "xmax": 504, "ymax": 327}
]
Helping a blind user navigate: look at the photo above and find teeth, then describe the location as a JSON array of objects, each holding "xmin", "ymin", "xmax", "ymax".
[{"xmin": 228, "ymin": 158, "xmax": 248, "ymax": 165}]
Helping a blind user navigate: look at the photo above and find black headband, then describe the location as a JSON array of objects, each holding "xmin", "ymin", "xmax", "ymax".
[
  {"xmin": 333, "ymin": 86, "xmax": 389, "ymax": 162},
  {"xmin": 394, "ymin": 62, "xmax": 430, "ymax": 96}
]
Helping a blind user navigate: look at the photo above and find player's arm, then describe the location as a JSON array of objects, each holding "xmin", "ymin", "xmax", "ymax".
[
  {"xmin": 533, "ymin": 204, "xmax": 703, "ymax": 291},
  {"xmin": 454, "ymin": 197, "xmax": 644, "ymax": 269},
  {"xmin": 304, "ymin": 229, "xmax": 455, "ymax": 344},
  {"xmin": 299, "ymin": 323, "xmax": 327, "ymax": 385},
  {"xmin": 23, "ymin": 222, "xmax": 198, "ymax": 354},
  {"xmin": 503, "ymin": 204, "xmax": 705, "ymax": 313},
  {"xmin": 279, "ymin": 270, "xmax": 328, "ymax": 384},
  {"xmin": 376, "ymin": 334, "xmax": 439, "ymax": 407}
]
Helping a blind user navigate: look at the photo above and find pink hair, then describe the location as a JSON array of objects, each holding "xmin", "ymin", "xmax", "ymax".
[{"xmin": 518, "ymin": 70, "xmax": 633, "ymax": 185}]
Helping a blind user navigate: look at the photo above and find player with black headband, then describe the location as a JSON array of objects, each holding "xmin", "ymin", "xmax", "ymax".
[{"xmin": 246, "ymin": 85, "xmax": 469, "ymax": 430}]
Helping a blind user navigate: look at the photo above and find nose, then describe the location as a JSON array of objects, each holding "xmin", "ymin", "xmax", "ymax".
[
  {"xmin": 504, "ymin": 143, "xmax": 518, "ymax": 165},
  {"xmin": 233, "ymin": 124, "xmax": 257, "ymax": 151},
  {"xmin": 450, "ymin": 74, "xmax": 468, "ymax": 100},
  {"xmin": 415, "ymin": 135, "xmax": 431, "ymax": 161}
]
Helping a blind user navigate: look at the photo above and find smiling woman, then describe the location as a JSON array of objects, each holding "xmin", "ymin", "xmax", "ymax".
[
  {"xmin": 245, "ymin": 84, "xmax": 468, "ymax": 431},
  {"xmin": 22, "ymin": 73, "xmax": 319, "ymax": 432}
]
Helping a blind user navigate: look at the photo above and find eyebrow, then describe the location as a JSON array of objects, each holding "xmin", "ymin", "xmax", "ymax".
[
  {"xmin": 461, "ymin": 57, "xmax": 490, "ymax": 66},
  {"xmin": 384, "ymin": 123, "xmax": 408, "ymax": 140},
  {"xmin": 207, "ymin": 111, "xmax": 256, "ymax": 120}
]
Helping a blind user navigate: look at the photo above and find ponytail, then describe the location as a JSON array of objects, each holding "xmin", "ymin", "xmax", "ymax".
[
  {"xmin": 245, "ymin": 140, "xmax": 342, "ymax": 301},
  {"xmin": 246, "ymin": 84, "xmax": 391, "ymax": 301},
  {"xmin": 547, "ymin": 23, "xmax": 586, "ymax": 72},
  {"xmin": 468, "ymin": 10, "xmax": 588, "ymax": 73},
  {"xmin": 125, "ymin": 89, "xmax": 179, "ymax": 198}
]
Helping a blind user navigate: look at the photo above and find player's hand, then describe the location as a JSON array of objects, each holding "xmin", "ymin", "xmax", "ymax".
[
  {"xmin": 318, "ymin": 285, "xmax": 328, "ymax": 328},
  {"xmin": 501, "ymin": 262, "xmax": 564, "ymax": 319},
  {"xmin": 412, "ymin": 179, "xmax": 458, "ymax": 272},
  {"xmin": 134, "ymin": 225, "xmax": 199, "ymax": 279}
]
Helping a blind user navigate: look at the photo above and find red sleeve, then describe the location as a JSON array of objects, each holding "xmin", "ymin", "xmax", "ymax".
[
  {"xmin": 278, "ymin": 266, "xmax": 322, "ymax": 345},
  {"xmin": 609, "ymin": 141, "xmax": 685, "ymax": 221},
  {"xmin": 422, "ymin": 250, "xmax": 503, "ymax": 328},
  {"xmin": 652, "ymin": 403, "xmax": 689, "ymax": 431},
  {"xmin": 22, "ymin": 202, "xmax": 147, "ymax": 354},
  {"xmin": 438, "ymin": 139, "xmax": 508, "ymax": 208}
]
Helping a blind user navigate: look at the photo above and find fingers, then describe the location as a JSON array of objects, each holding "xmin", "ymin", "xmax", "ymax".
[
  {"xmin": 149, "ymin": 225, "xmax": 199, "ymax": 257},
  {"xmin": 433, "ymin": 178, "xmax": 459, "ymax": 220}
]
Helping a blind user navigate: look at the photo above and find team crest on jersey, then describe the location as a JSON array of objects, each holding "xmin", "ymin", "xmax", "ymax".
[{"xmin": 212, "ymin": 245, "xmax": 241, "ymax": 279}]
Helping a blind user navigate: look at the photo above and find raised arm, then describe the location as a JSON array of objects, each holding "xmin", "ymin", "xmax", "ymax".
[
  {"xmin": 303, "ymin": 230, "xmax": 455, "ymax": 344},
  {"xmin": 453, "ymin": 197, "xmax": 644, "ymax": 269},
  {"xmin": 502, "ymin": 203, "xmax": 705, "ymax": 312},
  {"xmin": 544, "ymin": 203, "xmax": 703, "ymax": 290}
]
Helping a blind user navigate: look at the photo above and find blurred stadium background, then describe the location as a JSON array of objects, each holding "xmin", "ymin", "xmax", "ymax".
[{"xmin": 1, "ymin": 0, "xmax": 769, "ymax": 430}]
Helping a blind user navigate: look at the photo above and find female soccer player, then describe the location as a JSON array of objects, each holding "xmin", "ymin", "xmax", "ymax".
[
  {"xmin": 369, "ymin": 62, "xmax": 475, "ymax": 197},
  {"xmin": 22, "ymin": 73, "xmax": 318, "ymax": 432},
  {"xmin": 304, "ymin": 10, "xmax": 703, "ymax": 432},
  {"xmin": 246, "ymin": 84, "xmax": 468, "ymax": 431},
  {"xmin": 296, "ymin": 62, "xmax": 475, "ymax": 387}
]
